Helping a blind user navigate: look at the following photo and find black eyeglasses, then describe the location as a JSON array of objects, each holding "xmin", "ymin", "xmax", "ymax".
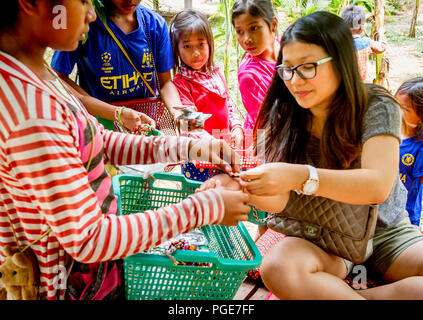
[{"xmin": 276, "ymin": 57, "xmax": 333, "ymax": 81}]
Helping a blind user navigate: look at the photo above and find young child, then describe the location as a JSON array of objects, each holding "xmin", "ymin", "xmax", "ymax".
[
  {"xmin": 170, "ymin": 10, "xmax": 244, "ymax": 181},
  {"xmin": 232, "ymin": 0, "xmax": 279, "ymax": 132},
  {"xmin": 51, "ymin": 0, "xmax": 183, "ymax": 132},
  {"xmin": 397, "ymin": 77, "xmax": 423, "ymax": 227},
  {"xmin": 341, "ymin": 5, "xmax": 387, "ymax": 82},
  {"xmin": 0, "ymin": 0, "xmax": 249, "ymax": 300}
]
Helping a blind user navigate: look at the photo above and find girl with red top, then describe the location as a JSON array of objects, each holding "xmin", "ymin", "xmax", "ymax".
[
  {"xmin": 232, "ymin": 0, "xmax": 280, "ymax": 132},
  {"xmin": 170, "ymin": 10, "xmax": 244, "ymax": 181}
]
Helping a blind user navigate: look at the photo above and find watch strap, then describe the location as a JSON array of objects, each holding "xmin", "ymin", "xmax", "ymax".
[{"xmin": 305, "ymin": 165, "xmax": 318, "ymax": 181}]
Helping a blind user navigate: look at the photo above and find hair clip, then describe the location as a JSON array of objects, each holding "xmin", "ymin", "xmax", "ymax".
[{"xmin": 170, "ymin": 22, "xmax": 175, "ymax": 33}]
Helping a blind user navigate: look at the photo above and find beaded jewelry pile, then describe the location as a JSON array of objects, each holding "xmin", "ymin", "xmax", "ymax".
[
  {"xmin": 145, "ymin": 229, "xmax": 212, "ymax": 267},
  {"xmin": 133, "ymin": 123, "xmax": 153, "ymax": 136}
]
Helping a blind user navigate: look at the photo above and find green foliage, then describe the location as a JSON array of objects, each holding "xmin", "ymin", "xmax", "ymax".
[{"xmin": 211, "ymin": 0, "xmax": 246, "ymax": 118}]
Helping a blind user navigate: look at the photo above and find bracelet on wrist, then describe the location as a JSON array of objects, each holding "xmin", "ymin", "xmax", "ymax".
[{"xmin": 115, "ymin": 106, "xmax": 126, "ymax": 126}]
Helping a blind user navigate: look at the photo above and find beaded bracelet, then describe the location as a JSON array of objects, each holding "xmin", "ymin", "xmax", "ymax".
[{"xmin": 114, "ymin": 106, "xmax": 126, "ymax": 126}]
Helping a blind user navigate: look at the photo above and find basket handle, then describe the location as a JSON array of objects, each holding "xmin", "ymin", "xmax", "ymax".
[
  {"xmin": 150, "ymin": 172, "xmax": 202, "ymax": 190},
  {"xmin": 171, "ymin": 250, "xmax": 222, "ymax": 265}
]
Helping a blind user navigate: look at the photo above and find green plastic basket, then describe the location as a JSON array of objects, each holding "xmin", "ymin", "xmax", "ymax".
[{"xmin": 112, "ymin": 172, "xmax": 262, "ymax": 300}]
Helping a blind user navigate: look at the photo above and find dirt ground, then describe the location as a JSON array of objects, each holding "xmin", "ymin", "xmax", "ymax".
[{"xmin": 369, "ymin": 10, "xmax": 423, "ymax": 93}]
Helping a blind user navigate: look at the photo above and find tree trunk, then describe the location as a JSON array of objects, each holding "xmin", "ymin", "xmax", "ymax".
[
  {"xmin": 221, "ymin": 0, "xmax": 232, "ymax": 82},
  {"xmin": 409, "ymin": 0, "xmax": 420, "ymax": 38},
  {"xmin": 184, "ymin": 0, "xmax": 192, "ymax": 9},
  {"xmin": 373, "ymin": 0, "xmax": 389, "ymax": 89}
]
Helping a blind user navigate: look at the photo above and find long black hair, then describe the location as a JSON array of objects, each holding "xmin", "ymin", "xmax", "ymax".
[
  {"xmin": 231, "ymin": 0, "xmax": 276, "ymax": 29},
  {"xmin": 0, "ymin": 1, "xmax": 20, "ymax": 32},
  {"xmin": 0, "ymin": 0, "xmax": 61, "ymax": 32},
  {"xmin": 255, "ymin": 11, "xmax": 370, "ymax": 169}
]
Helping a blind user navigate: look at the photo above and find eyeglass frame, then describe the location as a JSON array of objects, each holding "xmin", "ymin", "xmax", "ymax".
[{"xmin": 276, "ymin": 57, "xmax": 333, "ymax": 81}]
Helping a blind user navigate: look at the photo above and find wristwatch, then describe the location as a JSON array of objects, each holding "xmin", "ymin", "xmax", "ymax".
[{"xmin": 295, "ymin": 165, "xmax": 319, "ymax": 196}]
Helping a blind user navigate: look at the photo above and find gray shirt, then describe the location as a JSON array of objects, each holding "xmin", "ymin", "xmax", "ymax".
[{"xmin": 305, "ymin": 93, "xmax": 407, "ymax": 233}]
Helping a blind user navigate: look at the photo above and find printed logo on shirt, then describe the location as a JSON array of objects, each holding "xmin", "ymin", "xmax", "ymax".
[
  {"xmin": 142, "ymin": 48, "xmax": 153, "ymax": 67},
  {"xmin": 101, "ymin": 52, "xmax": 114, "ymax": 74},
  {"xmin": 402, "ymin": 153, "xmax": 415, "ymax": 166},
  {"xmin": 399, "ymin": 172, "xmax": 407, "ymax": 183},
  {"xmin": 99, "ymin": 49, "xmax": 154, "ymax": 97},
  {"xmin": 100, "ymin": 71, "xmax": 154, "ymax": 96}
]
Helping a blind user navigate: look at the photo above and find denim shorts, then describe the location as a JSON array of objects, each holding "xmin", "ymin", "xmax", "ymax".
[{"xmin": 344, "ymin": 218, "xmax": 423, "ymax": 276}]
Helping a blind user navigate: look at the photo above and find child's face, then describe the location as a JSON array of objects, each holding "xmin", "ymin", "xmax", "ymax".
[
  {"xmin": 178, "ymin": 31, "xmax": 210, "ymax": 71},
  {"xmin": 233, "ymin": 12, "xmax": 276, "ymax": 59},
  {"xmin": 37, "ymin": 0, "xmax": 96, "ymax": 51},
  {"xmin": 107, "ymin": 0, "xmax": 141, "ymax": 15},
  {"xmin": 397, "ymin": 93, "xmax": 420, "ymax": 128},
  {"xmin": 281, "ymin": 41, "xmax": 341, "ymax": 116}
]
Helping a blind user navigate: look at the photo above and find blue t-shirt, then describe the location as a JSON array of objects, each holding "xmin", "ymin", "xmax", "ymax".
[
  {"xmin": 353, "ymin": 36, "xmax": 371, "ymax": 51},
  {"xmin": 51, "ymin": 5, "xmax": 174, "ymax": 103},
  {"xmin": 399, "ymin": 136, "xmax": 423, "ymax": 225}
]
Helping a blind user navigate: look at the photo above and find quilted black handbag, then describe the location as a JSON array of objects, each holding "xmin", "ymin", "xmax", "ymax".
[{"xmin": 266, "ymin": 192, "xmax": 378, "ymax": 264}]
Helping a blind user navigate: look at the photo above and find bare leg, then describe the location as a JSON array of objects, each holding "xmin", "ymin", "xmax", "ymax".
[
  {"xmin": 260, "ymin": 237, "xmax": 365, "ymax": 300},
  {"xmin": 358, "ymin": 241, "xmax": 423, "ymax": 300},
  {"xmin": 253, "ymin": 225, "xmax": 268, "ymax": 242}
]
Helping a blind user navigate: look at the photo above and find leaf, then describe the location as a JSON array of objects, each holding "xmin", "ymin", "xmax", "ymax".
[{"xmin": 92, "ymin": 0, "xmax": 107, "ymax": 24}]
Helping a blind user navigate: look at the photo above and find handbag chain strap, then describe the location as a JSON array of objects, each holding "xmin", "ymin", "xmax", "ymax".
[{"xmin": 252, "ymin": 207, "xmax": 273, "ymax": 224}]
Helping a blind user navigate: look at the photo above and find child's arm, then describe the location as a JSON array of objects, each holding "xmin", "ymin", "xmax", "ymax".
[
  {"xmin": 56, "ymin": 71, "xmax": 156, "ymax": 131},
  {"xmin": 227, "ymin": 98, "xmax": 244, "ymax": 148},
  {"xmin": 369, "ymin": 33, "xmax": 387, "ymax": 54},
  {"xmin": 370, "ymin": 39, "xmax": 387, "ymax": 54},
  {"xmin": 158, "ymin": 71, "xmax": 186, "ymax": 119}
]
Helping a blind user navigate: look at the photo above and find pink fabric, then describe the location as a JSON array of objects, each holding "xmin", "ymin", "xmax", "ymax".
[
  {"xmin": 174, "ymin": 65, "xmax": 242, "ymax": 134},
  {"xmin": 238, "ymin": 54, "xmax": 276, "ymax": 130}
]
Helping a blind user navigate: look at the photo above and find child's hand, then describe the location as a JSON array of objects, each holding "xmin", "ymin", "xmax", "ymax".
[
  {"xmin": 121, "ymin": 108, "xmax": 156, "ymax": 132},
  {"xmin": 216, "ymin": 187, "xmax": 251, "ymax": 226},
  {"xmin": 188, "ymin": 139, "xmax": 241, "ymax": 174},
  {"xmin": 173, "ymin": 105, "xmax": 203, "ymax": 131},
  {"xmin": 231, "ymin": 127, "xmax": 244, "ymax": 149}
]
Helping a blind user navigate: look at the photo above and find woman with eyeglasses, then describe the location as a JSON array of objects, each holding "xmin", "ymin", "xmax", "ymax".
[{"xmin": 202, "ymin": 11, "xmax": 423, "ymax": 299}]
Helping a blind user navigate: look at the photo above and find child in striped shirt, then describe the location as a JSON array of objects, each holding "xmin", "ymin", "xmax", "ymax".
[{"xmin": 0, "ymin": 0, "xmax": 250, "ymax": 300}]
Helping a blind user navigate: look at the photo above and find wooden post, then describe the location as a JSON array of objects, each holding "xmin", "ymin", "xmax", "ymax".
[
  {"xmin": 373, "ymin": 0, "xmax": 389, "ymax": 89},
  {"xmin": 184, "ymin": 0, "xmax": 192, "ymax": 9},
  {"xmin": 409, "ymin": 0, "xmax": 420, "ymax": 38}
]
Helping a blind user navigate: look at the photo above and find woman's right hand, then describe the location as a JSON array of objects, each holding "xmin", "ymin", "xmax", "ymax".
[
  {"xmin": 215, "ymin": 187, "xmax": 251, "ymax": 226},
  {"xmin": 240, "ymin": 162, "xmax": 307, "ymax": 196},
  {"xmin": 120, "ymin": 107, "xmax": 156, "ymax": 133}
]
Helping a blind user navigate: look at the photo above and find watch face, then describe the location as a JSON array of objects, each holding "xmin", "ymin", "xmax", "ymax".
[{"xmin": 304, "ymin": 181, "xmax": 318, "ymax": 194}]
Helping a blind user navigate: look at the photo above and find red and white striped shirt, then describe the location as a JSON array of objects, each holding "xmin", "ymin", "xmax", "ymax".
[{"xmin": 0, "ymin": 52, "xmax": 224, "ymax": 300}]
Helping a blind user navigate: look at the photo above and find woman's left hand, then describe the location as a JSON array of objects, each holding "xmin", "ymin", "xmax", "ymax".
[
  {"xmin": 239, "ymin": 162, "xmax": 306, "ymax": 196},
  {"xmin": 188, "ymin": 139, "xmax": 241, "ymax": 174}
]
